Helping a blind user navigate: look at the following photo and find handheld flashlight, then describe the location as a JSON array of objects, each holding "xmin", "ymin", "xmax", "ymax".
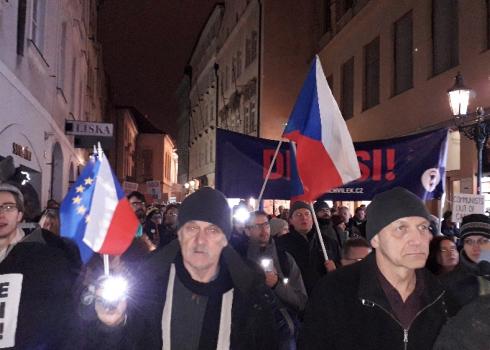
[
  {"xmin": 260, "ymin": 258, "xmax": 273, "ymax": 272},
  {"xmin": 96, "ymin": 275, "xmax": 129, "ymax": 310},
  {"xmin": 234, "ymin": 206, "xmax": 250, "ymax": 224}
]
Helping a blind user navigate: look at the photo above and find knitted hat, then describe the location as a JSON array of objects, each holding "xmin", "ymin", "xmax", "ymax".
[
  {"xmin": 177, "ymin": 187, "xmax": 232, "ymax": 239},
  {"xmin": 269, "ymin": 218, "xmax": 288, "ymax": 236},
  {"xmin": 366, "ymin": 187, "xmax": 431, "ymax": 241},
  {"xmin": 0, "ymin": 182, "xmax": 24, "ymax": 205},
  {"xmin": 313, "ymin": 201, "xmax": 329, "ymax": 213},
  {"xmin": 459, "ymin": 214, "xmax": 490, "ymax": 241},
  {"xmin": 289, "ymin": 201, "xmax": 312, "ymax": 218}
]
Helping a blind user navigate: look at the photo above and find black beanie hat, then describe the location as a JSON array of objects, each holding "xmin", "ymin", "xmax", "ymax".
[
  {"xmin": 177, "ymin": 187, "xmax": 232, "ymax": 239},
  {"xmin": 459, "ymin": 214, "xmax": 490, "ymax": 240},
  {"xmin": 366, "ymin": 187, "xmax": 430, "ymax": 241},
  {"xmin": 313, "ymin": 201, "xmax": 329, "ymax": 213},
  {"xmin": 289, "ymin": 201, "xmax": 312, "ymax": 218}
]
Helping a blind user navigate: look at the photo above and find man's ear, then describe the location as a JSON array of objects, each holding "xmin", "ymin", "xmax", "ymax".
[
  {"xmin": 370, "ymin": 235, "xmax": 379, "ymax": 249},
  {"xmin": 16, "ymin": 211, "xmax": 23, "ymax": 224}
]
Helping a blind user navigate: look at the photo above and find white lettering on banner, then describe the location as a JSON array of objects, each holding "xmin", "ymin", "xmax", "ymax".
[
  {"xmin": 0, "ymin": 274, "xmax": 23, "ymax": 348},
  {"xmin": 328, "ymin": 187, "xmax": 364, "ymax": 194},
  {"xmin": 451, "ymin": 193, "xmax": 485, "ymax": 223}
]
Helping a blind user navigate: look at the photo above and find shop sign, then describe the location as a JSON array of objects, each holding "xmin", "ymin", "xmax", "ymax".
[{"xmin": 65, "ymin": 120, "xmax": 113, "ymax": 137}]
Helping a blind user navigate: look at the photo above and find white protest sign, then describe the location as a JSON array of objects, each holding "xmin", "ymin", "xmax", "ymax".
[
  {"xmin": 0, "ymin": 274, "xmax": 23, "ymax": 348},
  {"xmin": 452, "ymin": 193, "xmax": 485, "ymax": 223},
  {"xmin": 122, "ymin": 181, "xmax": 138, "ymax": 194},
  {"xmin": 146, "ymin": 180, "xmax": 162, "ymax": 199}
]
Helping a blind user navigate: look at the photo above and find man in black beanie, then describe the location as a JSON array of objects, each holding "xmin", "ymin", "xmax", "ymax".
[
  {"xmin": 92, "ymin": 187, "xmax": 280, "ymax": 349},
  {"xmin": 276, "ymin": 201, "xmax": 340, "ymax": 295},
  {"xmin": 299, "ymin": 187, "xmax": 448, "ymax": 350}
]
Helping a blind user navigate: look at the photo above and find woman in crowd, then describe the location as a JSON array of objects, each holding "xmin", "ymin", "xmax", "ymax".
[{"xmin": 427, "ymin": 236, "xmax": 459, "ymax": 275}]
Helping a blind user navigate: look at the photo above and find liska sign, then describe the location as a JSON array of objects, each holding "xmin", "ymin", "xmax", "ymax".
[
  {"xmin": 65, "ymin": 120, "xmax": 113, "ymax": 137},
  {"xmin": 65, "ymin": 120, "xmax": 114, "ymax": 149}
]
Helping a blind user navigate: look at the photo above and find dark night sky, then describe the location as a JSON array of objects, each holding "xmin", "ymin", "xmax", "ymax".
[{"xmin": 98, "ymin": 0, "xmax": 217, "ymax": 138}]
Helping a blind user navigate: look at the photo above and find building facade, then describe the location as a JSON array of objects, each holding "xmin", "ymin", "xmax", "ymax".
[
  {"xmin": 176, "ymin": 67, "xmax": 191, "ymax": 185},
  {"xmin": 113, "ymin": 106, "xmax": 180, "ymax": 203},
  {"xmin": 0, "ymin": 0, "xmax": 107, "ymax": 217},
  {"xmin": 183, "ymin": 0, "xmax": 319, "ymax": 190},
  {"xmin": 317, "ymin": 0, "xmax": 490, "ymax": 208}
]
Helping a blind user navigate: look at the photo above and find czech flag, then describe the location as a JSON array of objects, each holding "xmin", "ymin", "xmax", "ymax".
[
  {"xmin": 283, "ymin": 55, "xmax": 361, "ymax": 202},
  {"xmin": 60, "ymin": 150, "xmax": 140, "ymax": 262}
]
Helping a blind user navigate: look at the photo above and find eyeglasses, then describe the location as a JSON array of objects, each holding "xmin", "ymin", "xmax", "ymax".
[
  {"xmin": 166, "ymin": 212, "xmax": 178, "ymax": 216},
  {"xmin": 247, "ymin": 222, "xmax": 270, "ymax": 231},
  {"xmin": 0, "ymin": 203, "xmax": 18, "ymax": 213},
  {"xmin": 130, "ymin": 201, "xmax": 145, "ymax": 207},
  {"xmin": 463, "ymin": 238, "xmax": 490, "ymax": 246},
  {"xmin": 440, "ymin": 247, "xmax": 457, "ymax": 253}
]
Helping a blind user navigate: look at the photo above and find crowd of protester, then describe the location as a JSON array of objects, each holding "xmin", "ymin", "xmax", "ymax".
[{"xmin": 0, "ymin": 180, "xmax": 489, "ymax": 349}]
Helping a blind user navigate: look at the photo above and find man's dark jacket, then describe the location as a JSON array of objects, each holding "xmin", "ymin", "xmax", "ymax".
[
  {"xmin": 0, "ymin": 241, "xmax": 76, "ymax": 349},
  {"xmin": 298, "ymin": 253, "xmax": 448, "ymax": 350},
  {"xmin": 433, "ymin": 294, "xmax": 490, "ymax": 350},
  {"xmin": 83, "ymin": 240, "xmax": 280, "ymax": 349},
  {"xmin": 276, "ymin": 227, "xmax": 340, "ymax": 295}
]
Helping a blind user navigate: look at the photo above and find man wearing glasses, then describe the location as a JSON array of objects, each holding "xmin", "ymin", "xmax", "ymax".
[
  {"xmin": 244, "ymin": 211, "xmax": 307, "ymax": 313},
  {"xmin": 127, "ymin": 191, "xmax": 147, "ymax": 224},
  {"xmin": 443, "ymin": 213, "xmax": 490, "ymax": 314},
  {"xmin": 244, "ymin": 211, "xmax": 307, "ymax": 349},
  {"xmin": 0, "ymin": 183, "xmax": 75, "ymax": 348}
]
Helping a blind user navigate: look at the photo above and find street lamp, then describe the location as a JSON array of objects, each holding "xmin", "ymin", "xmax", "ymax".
[{"xmin": 448, "ymin": 72, "xmax": 489, "ymax": 194}]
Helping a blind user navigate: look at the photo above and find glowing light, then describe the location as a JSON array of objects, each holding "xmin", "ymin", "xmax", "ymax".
[
  {"xmin": 100, "ymin": 276, "xmax": 128, "ymax": 303},
  {"xmin": 233, "ymin": 206, "xmax": 250, "ymax": 223},
  {"xmin": 260, "ymin": 258, "xmax": 272, "ymax": 272}
]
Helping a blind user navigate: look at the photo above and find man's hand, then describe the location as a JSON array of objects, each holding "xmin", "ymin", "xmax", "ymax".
[
  {"xmin": 324, "ymin": 259, "xmax": 336, "ymax": 272},
  {"xmin": 265, "ymin": 271, "xmax": 279, "ymax": 288}
]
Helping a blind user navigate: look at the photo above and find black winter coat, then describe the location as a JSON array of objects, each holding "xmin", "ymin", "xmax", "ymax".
[
  {"xmin": 276, "ymin": 228, "xmax": 340, "ymax": 295},
  {"xmin": 80, "ymin": 240, "xmax": 281, "ymax": 349},
  {"xmin": 0, "ymin": 242, "xmax": 76, "ymax": 349},
  {"xmin": 299, "ymin": 253, "xmax": 448, "ymax": 350}
]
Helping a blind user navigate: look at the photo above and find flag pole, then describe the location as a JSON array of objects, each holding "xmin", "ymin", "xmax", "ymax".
[
  {"xmin": 103, "ymin": 254, "xmax": 110, "ymax": 276},
  {"xmin": 289, "ymin": 141, "xmax": 329, "ymax": 261},
  {"xmin": 257, "ymin": 139, "xmax": 283, "ymax": 205},
  {"xmin": 310, "ymin": 202, "xmax": 329, "ymax": 261},
  {"xmin": 438, "ymin": 192, "xmax": 446, "ymax": 235}
]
